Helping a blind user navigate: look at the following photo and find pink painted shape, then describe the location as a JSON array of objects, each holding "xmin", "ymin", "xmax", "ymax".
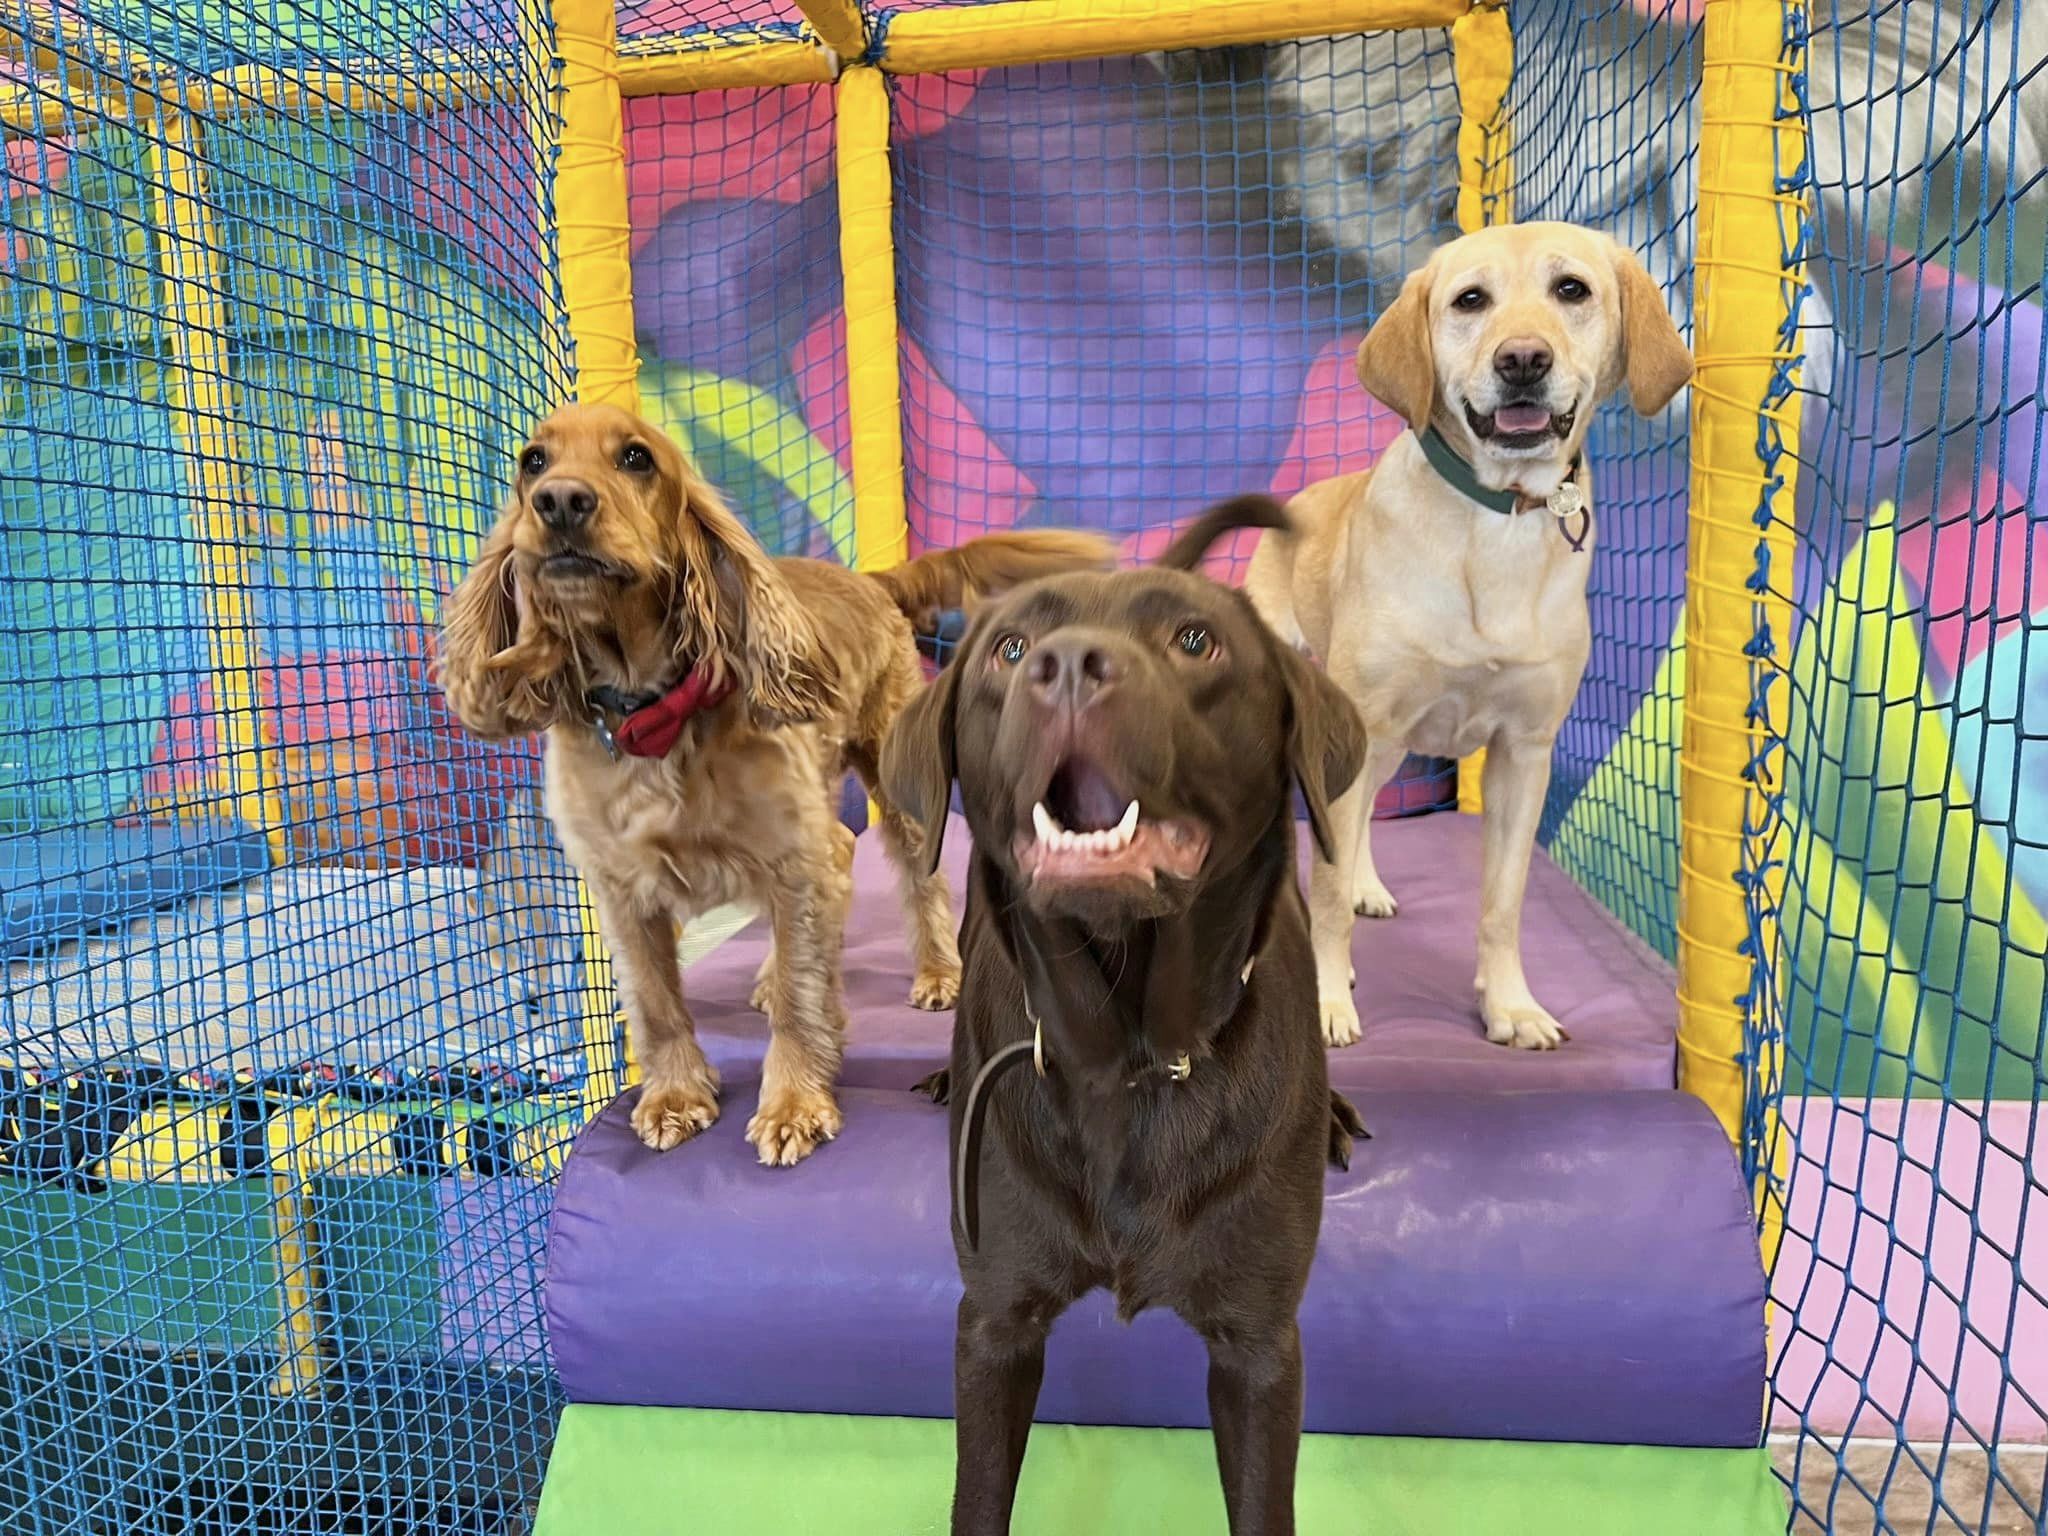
[
  {"xmin": 1125, "ymin": 336, "xmax": 1400, "ymax": 585},
  {"xmin": 1267, "ymin": 336, "xmax": 1405, "ymax": 506},
  {"xmin": 624, "ymin": 86, "xmax": 835, "ymax": 232},
  {"xmin": 791, "ymin": 312, "xmax": 1039, "ymax": 553},
  {"xmin": 1769, "ymin": 1096, "xmax": 2046, "ymax": 1442},
  {"xmin": 893, "ymin": 71, "xmax": 984, "ymax": 138},
  {"xmin": 1895, "ymin": 469, "xmax": 2048, "ymax": 692}
]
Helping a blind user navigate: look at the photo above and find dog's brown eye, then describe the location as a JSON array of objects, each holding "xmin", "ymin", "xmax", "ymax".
[
  {"xmin": 1553, "ymin": 276, "xmax": 1590, "ymax": 303},
  {"xmin": 620, "ymin": 442, "xmax": 655, "ymax": 474},
  {"xmin": 519, "ymin": 446, "xmax": 548, "ymax": 476},
  {"xmin": 1451, "ymin": 287, "xmax": 1489, "ymax": 313},
  {"xmin": 1173, "ymin": 624, "xmax": 1216, "ymax": 660},
  {"xmin": 993, "ymin": 633, "xmax": 1030, "ymax": 668}
]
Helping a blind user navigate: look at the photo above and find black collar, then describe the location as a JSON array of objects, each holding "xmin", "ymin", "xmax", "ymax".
[
  {"xmin": 1417, "ymin": 425, "xmax": 1592, "ymax": 550},
  {"xmin": 585, "ymin": 682, "xmax": 664, "ymax": 718}
]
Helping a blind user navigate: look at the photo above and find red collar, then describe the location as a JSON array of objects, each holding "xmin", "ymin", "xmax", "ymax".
[{"xmin": 586, "ymin": 669, "xmax": 735, "ymax": 760}]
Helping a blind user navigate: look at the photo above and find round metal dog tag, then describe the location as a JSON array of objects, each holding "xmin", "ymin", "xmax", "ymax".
[{"xmin": 1548, "ymin": 480, "xmax": 1587, "ymax": 521}]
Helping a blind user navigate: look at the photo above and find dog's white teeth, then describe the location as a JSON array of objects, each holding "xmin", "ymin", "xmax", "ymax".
[
  {"xmin": 1113, "ymin": 801, "xmax": 1140, "ymax": 844},
  {"xmin": 1033, "ymin": 802, "xmax": 1060, "ymax": 844}
]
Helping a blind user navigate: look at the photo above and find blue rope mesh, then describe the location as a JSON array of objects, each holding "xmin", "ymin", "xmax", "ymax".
[
  {"xmin": 2, "ymin": 0, "xmax": 575, "ymax": 1529},
  {"xmin": 5, "ymin": 0, "xmax": 2045, "ymax": 1531}
]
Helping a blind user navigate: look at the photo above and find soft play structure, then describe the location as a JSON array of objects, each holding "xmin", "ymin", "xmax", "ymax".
[{"xmin": 0, "ymin": 0, "xmax": 2042, "ymax": 1532}]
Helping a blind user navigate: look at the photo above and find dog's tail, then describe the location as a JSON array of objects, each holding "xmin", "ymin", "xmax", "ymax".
[
  {"xmin": 1153, "ymin": 493, "xmax": 1291, "ymax": 572},
  {"xmin": 1239, "ymin": 495, "xmax": 1309, "ymax": 652},
  {"xmin": 869, "ymin": 529, "xmax": 1119, "ymax": 632}
]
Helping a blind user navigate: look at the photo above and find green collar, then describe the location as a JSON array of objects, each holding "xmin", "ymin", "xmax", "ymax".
[{"xmin": 1416, "ymin": 425, "xmax": 1591, "ymax": 550}]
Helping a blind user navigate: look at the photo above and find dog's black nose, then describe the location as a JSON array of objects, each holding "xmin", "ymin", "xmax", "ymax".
[
  {"xmin": 1492, "ymin": 339, "xmax": 1553, "ymax": 387},
  {"xmin": 1027, "ymin": 634, "xmax": 1123, "ymax": 708},
  {"xmin": 532, "ymin": 477, "xmax": 598, "ymax": 531}
]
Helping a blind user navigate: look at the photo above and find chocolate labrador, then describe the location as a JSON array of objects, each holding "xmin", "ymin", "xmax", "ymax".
[{"xmin": 882, "ymin": 497, "xmax": 1367, "ymax": 1536}]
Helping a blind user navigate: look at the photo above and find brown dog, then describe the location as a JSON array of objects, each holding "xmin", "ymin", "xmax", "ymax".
[
  {"xmin": 437, "ymin": 402, "xmax": 1113, "ymax": 1165},
  {"xmin": 883, "ymin": 497, "xmax": 1366, "ymax": 1534}
]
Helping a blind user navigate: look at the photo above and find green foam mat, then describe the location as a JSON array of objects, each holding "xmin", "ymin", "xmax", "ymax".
[{"xmin": 534, "ymin": 1404, "xmax": 1787, "ymax": 1535}]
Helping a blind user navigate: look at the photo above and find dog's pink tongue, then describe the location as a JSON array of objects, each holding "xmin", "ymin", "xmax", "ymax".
[{"xmin": 1492, "ymin": 404, "xmax": 1553, "ymax": 434}]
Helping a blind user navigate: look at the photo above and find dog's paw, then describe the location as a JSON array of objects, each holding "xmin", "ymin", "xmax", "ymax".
[
  {"xmin": 1320, "ymin": 993, "xmax": 1362, "ymax": 1049},
  {"xmin": 749, "ymin": 955, "xmax": 777, "ymax": 1014},
  {"xmin": 913, "ymin": 1068, "xmax": 951, "ymax": 1105},
  {"xmin": 1481, "ymin": 997, "xmax": 1570, "ymax": 1051},
  {"xmin": 1352, "ymin": 879, "xmax": 1399, "ymax": 919},
  {"xmin": 631, "ymin": 1072, "xmax": 721, "ymax": 1152},
  {"xmin": 909, "ymin": 963, "xmax": 961, "ymax": 1011},
  {"xmin": 746, "ymin": 1087, "xmax": 844, "ymax": 1167},
  {"xmin": 1326, "ymin": 1090, "xmax": 1369, "ymax": 1171}
]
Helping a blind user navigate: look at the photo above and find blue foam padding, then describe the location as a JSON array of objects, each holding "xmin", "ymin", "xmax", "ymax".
[{"xmin": 0, "ymin": 822, "xmax": 270, "ymax": 959}]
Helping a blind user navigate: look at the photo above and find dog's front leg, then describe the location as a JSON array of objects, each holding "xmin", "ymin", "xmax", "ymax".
[
  {"xmin": 1474, "ymin": 734, "xmax": 1567, "ymax": 1049},
  {"xmin": 594, "ymin": 885, "xmax": 721, "ymax": 1151},
  {"xmin": 750, "ymin": 841, "xmax": 853, "ymax": 1166},
  {"xmin": 1205, "ymin": 1319, "xmax": 1304, "ymax": 1536},
  {"xmin": 952, "ymin": 1291, "xmax": 1052, "ymax": 1536},
  {"xmin": 1307, "ymin": 778, "xmax": 1367, "ymax": 1048}
]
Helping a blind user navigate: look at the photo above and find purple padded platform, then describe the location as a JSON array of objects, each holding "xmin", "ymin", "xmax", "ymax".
[
  {"xmin": 548, "ymin": 1084, "xmax": 1766, "ymax": 1446},
  {"xmin": 685, "ymin": 813, "xmax": 1677, "ymax": 1094}
]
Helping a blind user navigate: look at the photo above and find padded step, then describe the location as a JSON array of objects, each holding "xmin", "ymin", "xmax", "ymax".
[
  {"xmin": 547, "ymin": 1084, "xmax": 1765, "ymax": 1448},
  {"xmin": 682, "ymin": 814, "xmax": 1679, "ymax": 1096}
]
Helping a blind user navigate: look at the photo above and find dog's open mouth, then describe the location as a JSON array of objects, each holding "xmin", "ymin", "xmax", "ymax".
[
  {"xmin": 1465, "ymin": 400, "xmax": 1575, "ymax": 449},
  {"xmin": 1016, "ymin": 756, "xmax": 1209, "ymax": 889}
]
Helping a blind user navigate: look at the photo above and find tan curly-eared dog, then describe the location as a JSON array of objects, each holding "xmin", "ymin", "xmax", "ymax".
[{"xmin": 438, "ymin": 403, "xmax": 1114, "ymax": 1165}]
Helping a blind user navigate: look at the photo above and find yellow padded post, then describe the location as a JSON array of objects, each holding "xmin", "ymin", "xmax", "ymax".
[
  {"xmin": 147, "ymin": 111, "xmax": 288, "ymax": 860},
  {"xmin": 552, "ymin": 0, "xmax": 642, "ymax": 1093},
  {"xmin": 555, "ymin": 0, "xmax": 640, "ymax": 408},
  {"xmin": 1450, "ymin": 0, "xmax": 1513, "ymax": 814},
  {"xmin": 1680, "ymin": 0, "xmax": 1806, "ymax": 1201},
  {"xmin": 837, "ymin": 62, "xmax": 910, "ymax": 577}
]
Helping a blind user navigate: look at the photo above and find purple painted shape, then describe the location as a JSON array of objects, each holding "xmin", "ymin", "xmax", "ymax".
[
  {"xmin": 685, "ymin": 813, "xmax": 1676, "ymax": 1094},
  {"xmin": 547, "ymin": 1085, "xmax": 1764, "ymax": 1447}
]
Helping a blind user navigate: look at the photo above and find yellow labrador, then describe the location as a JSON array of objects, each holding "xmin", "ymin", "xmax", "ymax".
[{"xmin": 1245, "ymin": 222, "xmax": 1691, "ymax": 1050}]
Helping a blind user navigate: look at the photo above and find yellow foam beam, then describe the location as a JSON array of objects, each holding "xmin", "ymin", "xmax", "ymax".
[
  {"xmin": 878, "ymin": 0, "xmax": 1466, "ymax": 74},
  {"xmin": 837, "ymin": 62, "xmax": 910, "ymax": 576},
  {"xmin": 618, "ymin": 36, "xmax": 837, "ymax": 94},
  {"xmin": 791, "ymin": 0, "xmax": 868, "ymax": 63},
  {"xmin": 1679, "ymin": 0, "xmax": 1806, "ymax": 1194},
  {"xmin": 1449, "ymin": 0, "xmax": 1512, "ymax": 813}
]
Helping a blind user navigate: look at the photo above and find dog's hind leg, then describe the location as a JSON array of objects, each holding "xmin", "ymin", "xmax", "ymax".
[
  {"xmin": 1203, "ymin": 1318, "xmax": 1305, "ymax": 1536},
  {"xmin": 952, "ymin": 1292, "xmax": 1053, "ymax": 1536},
  {"xmin": 1347, "ymin": 736, "xmax": 1409, "ymax": 920},
  {"xmin": 1308, "ymin": 779, "xmax": 1367, "ymax": 1049},
  {"xmin": 851, "ymin": 737, "xmax": 963, "ymax": 1011},
  {"xmin": 750, "ymin": 824, "xmax": 855, "ymax": 1166}
]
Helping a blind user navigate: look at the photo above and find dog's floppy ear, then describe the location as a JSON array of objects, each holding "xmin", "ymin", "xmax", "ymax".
[
  {"xmin": 880, "ymin": 653, "xmax": 964, "ymax": 877},
  {"xmin": 1356, "ymin": 262, "xmax": 1436, "ymax": 433},
  {"xmin": 1612, "ymin": 244, "xmax": 1693, "ymax": 415},
  {"xmin": 1273, "ymin": 641, "xmax": 1366, "ymax": 864},
  {"xmin": 436, "ymin": 514, "xmax": 569, "ymax": 738},
  {"xmin": 663, "ymin": 441, "xmax": 839, "ymax": 726}
]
